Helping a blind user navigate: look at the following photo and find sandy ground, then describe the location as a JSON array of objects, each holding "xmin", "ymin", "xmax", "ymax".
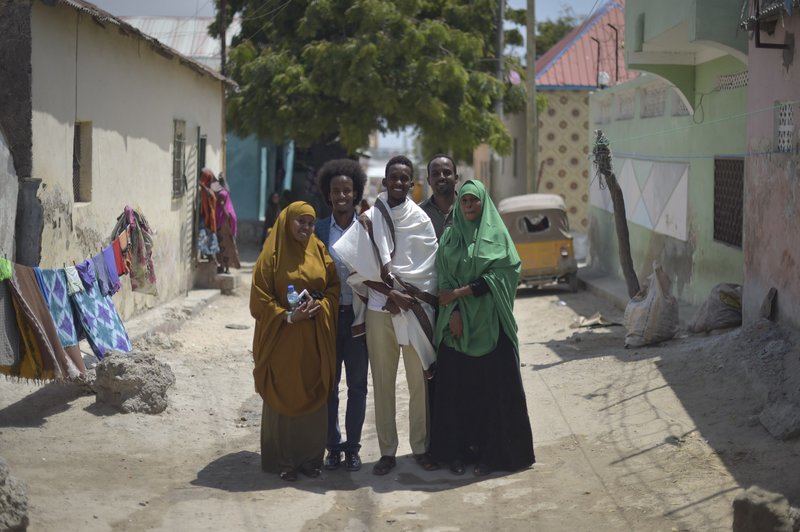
[{"xmin": 2, "ymin": 249, "xmax": 799, "ymax": 531}]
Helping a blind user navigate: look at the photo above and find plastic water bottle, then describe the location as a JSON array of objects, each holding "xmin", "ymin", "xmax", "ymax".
[{"xmin": 287, "ymin": 285, "xmax": 300, "ymax": 317}]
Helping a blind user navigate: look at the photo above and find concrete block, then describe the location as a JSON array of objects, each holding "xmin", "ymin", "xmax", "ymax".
[{"xmin": 215, "ymin": 273, "xmax": 239, "ymax": 295}]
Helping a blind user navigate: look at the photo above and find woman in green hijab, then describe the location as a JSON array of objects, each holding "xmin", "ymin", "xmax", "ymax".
[{"xmin": 429, "ymin": 179, "xmax": 535, "ymax": 476}]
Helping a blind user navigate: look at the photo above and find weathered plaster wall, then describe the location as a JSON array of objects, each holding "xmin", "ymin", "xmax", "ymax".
[
  {"xmin": 588, "ymin": 56, "xmax": 747, "ymax": 306},
  {"xmin": 30, "ymin": 2, "xmax": 224, "ymax": 319},
  {"xmin": 0, "ymin": 0, "xmax": 32, "ymax": 179},
  {"xmin": 743, "ymin": 15, "xmax": 800, "ymax": 328}
]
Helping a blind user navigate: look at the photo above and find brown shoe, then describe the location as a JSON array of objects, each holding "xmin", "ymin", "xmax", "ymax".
[
  {"xmin": 414, "ymin": 453, "xmax": 441, "ymax": 471},
  {"xmin": 372, "ymin": 455, "xmax": 396, "ymax": 476}
]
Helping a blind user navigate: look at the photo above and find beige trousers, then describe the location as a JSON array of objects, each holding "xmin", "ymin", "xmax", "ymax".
[{"xmin": 366, "ymin": 310, "xmax": 429, "ymax": 457}]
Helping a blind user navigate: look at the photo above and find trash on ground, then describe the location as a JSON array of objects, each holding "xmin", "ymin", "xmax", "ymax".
[
  {"xmin": 570, "ymin": 312, "xmax": 622, "ymax": 329},
  {"xmin": 689, "ymin": 283, "xmax": 742, "ymax": 333},
  {"xmin": 623, "ymin": 263, "xmax": 678, "ymax": 348}
]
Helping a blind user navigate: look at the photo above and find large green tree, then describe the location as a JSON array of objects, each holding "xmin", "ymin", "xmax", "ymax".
[{"xmin": 213, "ymin": 0, "xmax": 533, "ymax": 161}]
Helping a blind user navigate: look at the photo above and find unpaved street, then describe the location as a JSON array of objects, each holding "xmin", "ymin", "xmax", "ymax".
[{"xmin": 1, "ymin": 249, "xmax": 798, "ymax": 531}]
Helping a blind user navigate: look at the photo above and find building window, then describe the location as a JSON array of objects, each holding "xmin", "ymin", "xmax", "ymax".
[
  {"xmin": 72, "ymin": 121, "xmax": 92, "ymax": 202},
  {"xmin": 713, "ymin": 157, "xmax": 743, "ymax": 248},
  {"xmin": 671, "ymin": 90, "xmax": 690, "ymax": 117},
  {"xmin": 172, "ymin": 119, "xmax": 187, "ymax": 198},
  {"xmin": 776, "ymin": 101, "xmax": 794, "ymax": 153},
  {"xmin": 616, "ymin": 92, "xmax": 635, "ymax": 120},
  {"xmin": 641, "ymin": 85, "xmax": 666, "ymax": 118}
]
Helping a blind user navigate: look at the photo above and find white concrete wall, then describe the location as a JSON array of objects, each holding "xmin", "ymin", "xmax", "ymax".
[{"xmin": 30, "ymin": 2, "xmax": 225, "ymax": 318}]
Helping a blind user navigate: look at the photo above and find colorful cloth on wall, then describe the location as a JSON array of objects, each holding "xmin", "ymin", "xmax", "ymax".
[
  {"xmin": 39, "ymin": 269, "xmax": 80, "ymax": 348},
  {"xmin": 92, "ymin": 254, "xmax": 113, "ymax": 297},
  {"xmin": 64, "ymin": 266, "xmax": 84, "ymax": 295},
  {"xmin": 69, "ymin": 260, "xmax": 131, "ymax": 359},
  {"xmin": 102, "ymin": 245, "xmax": 121, "ymax": 295},
  {"xmin": 0, "ymin": 258, "xmax": 12, "ymax": 282},
  {"xmin": 112, "ymin": 237, "xmax": 126, "ymax": 276},
  {"xmin": 111, "ymin": 206, "xmax": 157, "ymax": 296},
  {"xmin": 0, "ymin": 281, "xmax": 21, "ymax": 367},
  {"xmin": 33, "ymin": 267, "xmax": 49, "ymax": 305},
  {"xmin": 5, "ymin": 265, "xmax": 83, "ymax": 380}
]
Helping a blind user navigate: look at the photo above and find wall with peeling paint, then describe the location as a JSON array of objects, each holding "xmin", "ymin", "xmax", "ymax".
[
  {"xmin": 744, "ymin": 15, "xmax": 800, "ymax": 328},
  {"xmin": 588, "ymin": 55, "xmax": 747, "ymax": 306},
  {"xmin": 29, "ymin": 2, "xmax": 225, "ymax": 319}
]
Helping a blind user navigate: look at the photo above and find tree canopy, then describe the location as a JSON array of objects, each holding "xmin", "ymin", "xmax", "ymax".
[
  {"xmin": 213, "ymin": 1, "xmax": 535, "ymax": 161},
  {"xmin": 535, "ymin": 8, "xmax": 579, "ymax": 59}
]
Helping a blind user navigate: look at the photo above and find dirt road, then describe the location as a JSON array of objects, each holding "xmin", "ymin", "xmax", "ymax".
[{"xmin": 2, "ymin": 252, "xmax": 798, "ymax": 531}]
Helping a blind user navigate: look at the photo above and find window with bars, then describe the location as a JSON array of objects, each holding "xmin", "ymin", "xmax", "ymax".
[
  {"xmin": 671, "ymin": 90, "xmax": 690, "ymax": 117},
  {"xmin": 641, "ymin": 86, "xmax": 666, "ymax": 118},
  {"xmin": 72, "ymin": 121, "xmax": 92, "ymax": 202},
  {"xmin": 616, "ymin": 93, "xmax": 635, "ymax": 120},
  {"xmin": 713, "ymin": 157, "xmax": 743, "ymax": 248},
  {"xmin": 172, "ymin": 119, "xmax": 187, "ymax": 198},
  {"xmin": 776, "ymin": 101, "xmax": 794, "ymax": 153}
]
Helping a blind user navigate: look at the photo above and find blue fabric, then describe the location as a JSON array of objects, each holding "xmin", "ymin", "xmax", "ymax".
[
  {"xmin": 102, "ymin": 245, "xmax": 121, "ymax": 295},
  {"xmin": 314, "ymin": 217, "xmax": 331, "ymax": 247},
  {"xmin": 39, "ymin": 269, "xmax": 80, "ymax": 348},
  {"xmin": 75, "ymin": 259, "xmax": 95, "ymax": 289},
  {"xmin": 70, "ymin": 276, "xmax": 131, "ymax": 359},
  {"xmin": 316, "ymin": 215, "xmax": 355, "ymax": 305},
  {"xmin": 32, "ymin": 267, "xmax": 49, "ymax": 305},
  {"xmin": 326, "ymin": 306, "xmax": 369, "ymax": 452},
  {"xmin": 92, "ymin": 254, "xmax": 113, "ymax": 297}
]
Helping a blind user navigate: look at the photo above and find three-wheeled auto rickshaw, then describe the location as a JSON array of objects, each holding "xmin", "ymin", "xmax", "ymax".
[{"xmin": 497, "ymin": 193, "xmax": 579, "ymax": 292}]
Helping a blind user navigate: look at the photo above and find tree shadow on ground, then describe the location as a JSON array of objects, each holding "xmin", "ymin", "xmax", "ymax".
[
  {"xmin": 0, "ymin": 382, "xmax": 90, "ymax": 427},
  {"xmin": 528, "ymin": 283, "xmax": 800, "ymax": 508},
  {"xmin": 191, "ymin": 450, "xmax": 522, "ymax": 494}
]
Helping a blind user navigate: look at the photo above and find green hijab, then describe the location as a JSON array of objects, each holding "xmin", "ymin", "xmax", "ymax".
[{"xmin": 434, "ymin": 180, "xmax": 521, "ymax": 358}]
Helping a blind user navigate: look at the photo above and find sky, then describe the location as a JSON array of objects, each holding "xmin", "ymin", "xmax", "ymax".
[{"xmin": 91, "ymin": 0, "xmax": 607, "ymax": 149}]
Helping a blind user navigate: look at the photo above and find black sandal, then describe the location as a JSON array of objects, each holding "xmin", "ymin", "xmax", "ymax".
[
  {"xmin": 474, "ymin": 463, "xmax": 492, "ymax": 476},
  {"xmin": 414, "ymin": 453, "xmax": 441, "ymax": 471},
  {"xmin": 300, "ymin": 463, "xmax": 321, "ymax": 478},
  {"xmin": 449, "ymin": 460, "xmax": 466, "ymax": 475},
  {"xmin": 279, "ymin": 468, "xmax": 298, "ymax": 481}
]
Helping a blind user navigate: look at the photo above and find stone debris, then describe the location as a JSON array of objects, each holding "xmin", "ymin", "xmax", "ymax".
[
  {"xmin": 93, "ymin": 351, "xmax": 176, "ymax": 414},
  {"xmin": 733, "ymin": 486, "xmax": 800, "ymax": 532},
  {"xmin": 0, "ymin": 457, "xmax": 29, "ymax": 532}
]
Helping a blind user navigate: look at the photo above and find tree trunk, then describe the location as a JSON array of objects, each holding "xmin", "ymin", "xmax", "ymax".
[
  {"xmin": 592, "ymin": 130, "xmax": 639, "ymax": 298},
  {"xmin": 604, "ymin": 171, "xmax": 640, "ymax": 298}
]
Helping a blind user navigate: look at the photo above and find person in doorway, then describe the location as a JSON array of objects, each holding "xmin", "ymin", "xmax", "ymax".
[
  {"xmin": 419, "ymin": 154, "xmax": 459, "ymax": 240},
  {"xmin": 314, "ymin": 159, "xmax": 370, "ymax": 472},
  {"xmin": 262, "ymin": 192, "xmax": 282, "ymax": 244},
  {"xmin": 332, "ymin": 155, "xmax": 440, "ymax": 475},
  {"xmin": 250, "ymin": 201, "xmax": 340, "ymax": 481},
  {"xmin": 214, "ymin": 176, "xmax": 241, "ymax": 273},
  {"xmin": 429, "ymin": 180, "xmax": 535, "ymax": 476}
]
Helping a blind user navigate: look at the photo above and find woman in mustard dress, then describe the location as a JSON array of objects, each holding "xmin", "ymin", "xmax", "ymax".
[{"xmin": 250, "ymin": 201, "xmax": 339, "ymax": 480}]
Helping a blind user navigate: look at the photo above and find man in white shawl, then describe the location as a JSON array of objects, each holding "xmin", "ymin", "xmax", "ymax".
[{"xmin": 332, "ymin": 155, "xmax": 440, "ymax": 476}]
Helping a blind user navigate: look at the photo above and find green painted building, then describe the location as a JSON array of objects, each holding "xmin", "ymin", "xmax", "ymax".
[{"xmin": 587, "ymin": 0, "xmax": 748, "ymax": 305}]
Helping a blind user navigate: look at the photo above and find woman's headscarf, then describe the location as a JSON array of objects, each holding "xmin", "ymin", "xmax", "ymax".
[
  {"xmin": 215, "ymin": 188, "xmax": 238, "ymax": 237},
  {"xmin": 434, "ymin": 180, "xmax": 521, "ymax": 358},
  {"xmin": 250, "ymin": 201, "xmax": 339, "ymax": 415},
  {"xmin": 199, "ymin": 168, "xmax": 217, "ymax": 232}
]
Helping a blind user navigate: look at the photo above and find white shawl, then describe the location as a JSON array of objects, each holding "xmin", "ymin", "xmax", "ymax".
[{"xmin": 332, "ymin": 193, "xmax": 439, "ymax": 369}]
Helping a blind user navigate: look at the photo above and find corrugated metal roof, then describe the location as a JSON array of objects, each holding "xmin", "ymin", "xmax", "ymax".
[
  {"xmin": 119, "ymin": 16, "xmax": 241, "ymax": 71},
  {"xmin": 534, "ymin": 0, "xmax": 636, "ymax": 89},
  {"xmin": 48, "ymin": 0, "xmax": 234, "ymax": 85}
]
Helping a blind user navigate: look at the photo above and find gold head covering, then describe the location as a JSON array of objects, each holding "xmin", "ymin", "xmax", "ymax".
[{"xmin": 249, "ymin": 201, "xmax": 339, "ymax": 416}]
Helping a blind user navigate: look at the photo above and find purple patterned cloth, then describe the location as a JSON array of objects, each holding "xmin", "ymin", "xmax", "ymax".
[
  {"xmin": 40, "ymin": 269, "xmax": 80, "ymax": 348},
  {"xmin": 70, "ymin": 276, "xmax": 131, "ymax": 359},
  {"xmin": 75, "ymin": 260, "xmax": 95, "ymax": 290}
]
